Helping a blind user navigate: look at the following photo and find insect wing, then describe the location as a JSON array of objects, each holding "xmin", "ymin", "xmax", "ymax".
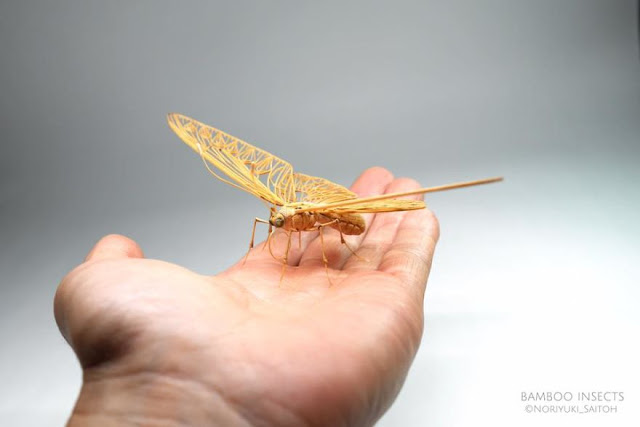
[
  {"xmin": 292, "ymin": 173, "xmax": 357, "ymax": 204},
  {"xmin": 168, "ymin": 113, "xmax": 295, "ymax": 205},
  {"xmin": 318, "ymin": 198, "xmax": 426, "ymax": 214}
]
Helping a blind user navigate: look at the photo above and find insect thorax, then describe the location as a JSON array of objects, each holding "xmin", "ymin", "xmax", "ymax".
[{"xmin": 276, "ymin": 207, "xmax": 317, "ymax": 232}]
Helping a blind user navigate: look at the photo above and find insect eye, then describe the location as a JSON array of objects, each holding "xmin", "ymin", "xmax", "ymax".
[{"xmin": 275, "ymin": 217, "xmax": 284, "ymax": 227}]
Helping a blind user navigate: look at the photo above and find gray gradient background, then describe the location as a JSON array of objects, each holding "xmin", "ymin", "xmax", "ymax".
[{"xmin": 1, "ymin": 1, "xmax": 639, "ymax": 426}]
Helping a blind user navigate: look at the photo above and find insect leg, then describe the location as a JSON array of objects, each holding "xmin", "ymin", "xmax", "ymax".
[
  {"xmin": 319, "ymin": 226, "xmax": 330, "ymax": 265},
  {"xmin": 315, "ymin": 219, "xmax": 342, "ymax": 282},
  {"xmin": 262, "ymin": 223, "xmax": 273, "ymax": 252},
  {"xmin": 243, "ymin": 217, "xmax": 269, "ymax": 265},
  {"xmin": 317, "ymin": 226, "xmax": 328, "ymax": 272},
  {"xmin": 250, "ymin": 218, "xmax": 270, "ymax": 249},
  {"xmin": 268, "ymin": 228, "xmax": 278, "ymax": 260},
  {"xmin": 279, "ymin": 231, "xmax": 293, "ymax": 283},
  {"xmin": 336, "ymin": 222, "xmax": 367, "ymax": 262}
]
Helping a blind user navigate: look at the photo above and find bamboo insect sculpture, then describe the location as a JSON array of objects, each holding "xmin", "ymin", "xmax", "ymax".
[{"xmin": 167, "ymin": 113, "xmax": 502, "ymax": 279}]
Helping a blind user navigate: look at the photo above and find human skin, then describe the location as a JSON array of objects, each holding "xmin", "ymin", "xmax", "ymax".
[{"xmin": 54, "ymin": 167, "xmax": 440, "ymax": 426}]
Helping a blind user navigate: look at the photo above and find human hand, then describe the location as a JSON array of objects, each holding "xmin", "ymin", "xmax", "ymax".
[{"xmin": 55, "ymin": 167, "xmax": 439, "ymax": 426}]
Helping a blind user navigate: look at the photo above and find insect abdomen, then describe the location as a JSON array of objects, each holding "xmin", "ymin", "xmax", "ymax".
[{"xmin": 320, "ymin": 213, "xmax": 365, "ymax": 235}]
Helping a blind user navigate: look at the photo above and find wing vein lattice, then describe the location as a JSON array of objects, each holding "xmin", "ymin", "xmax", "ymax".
[{"xmin": 168, "ymin": 113, "xmax": 295, "ymax": 205}]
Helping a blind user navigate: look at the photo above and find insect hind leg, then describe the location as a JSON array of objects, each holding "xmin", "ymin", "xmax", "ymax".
[
  {"xmin": 317, "ymin": 225, "xmax": 331, "ymax": 283},
  {"xmin": 314, "ymin": 220, "xmax": 345, "ymax": 285},
  {"xmin": 334, "ymin": 222, "xmax": 367, "ymax": 262},
  {"xmin": 319, "ymin": 219, "xmax": 367, "ymax": 263}
]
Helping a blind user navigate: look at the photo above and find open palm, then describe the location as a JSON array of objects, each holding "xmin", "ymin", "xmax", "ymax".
[{"xmin": 55, "ymin": 167, "xmax": 439, "ymax": 426}]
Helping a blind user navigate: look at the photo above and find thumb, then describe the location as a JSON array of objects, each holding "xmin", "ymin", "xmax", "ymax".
[{"xmin": 84, "ymin": 234, "xmax": 144, "ymax": 262}]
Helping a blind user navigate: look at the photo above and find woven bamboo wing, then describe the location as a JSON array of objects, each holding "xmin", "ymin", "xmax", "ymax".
[
  {"xmin": 321, "ymin": 198, "xmax": 426, "ymax": 214},
  {"xmin": 168, "ymin": 113, "xmax": 295, "ymax": 205},
  {"xmin": 292, "ymin": 173, "xmax": 357, "ymax": 204}
]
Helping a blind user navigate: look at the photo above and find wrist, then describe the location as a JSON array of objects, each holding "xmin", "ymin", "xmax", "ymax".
[{"xmin": 69, "ymin": 370, "xmax": 250, "ymax": 426}]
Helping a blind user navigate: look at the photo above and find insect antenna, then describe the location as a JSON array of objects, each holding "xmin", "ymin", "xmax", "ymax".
[{"xmin": 296, "ymin": 176, "xmax": 503, "ymax": 213}]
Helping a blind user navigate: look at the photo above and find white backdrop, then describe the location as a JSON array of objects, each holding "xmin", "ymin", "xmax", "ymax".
[{"xmin": 1, "ymin": 1, "xmax": 638, "ymax": 425}]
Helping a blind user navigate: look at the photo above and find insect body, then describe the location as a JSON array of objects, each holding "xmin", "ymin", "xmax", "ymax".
[
  {"xmin": 270, "ymin": 206, "xmax": 365, "ymax": 235},
  {"xmin": 167, "ymin": 113, "xmax": 502, "ymax": 279}
]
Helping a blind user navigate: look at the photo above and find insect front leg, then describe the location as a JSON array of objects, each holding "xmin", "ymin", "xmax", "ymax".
[
  {"xmin": 279, "ymin": 231, "xmax": 293, "ymax": 283},
  {"xmin": 243, "ymin": 217, "xmax": 270, "ymax": 265},
  {"xmin": 262, "ymin": 223, "xmax": 273, "ymax": 252}
]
